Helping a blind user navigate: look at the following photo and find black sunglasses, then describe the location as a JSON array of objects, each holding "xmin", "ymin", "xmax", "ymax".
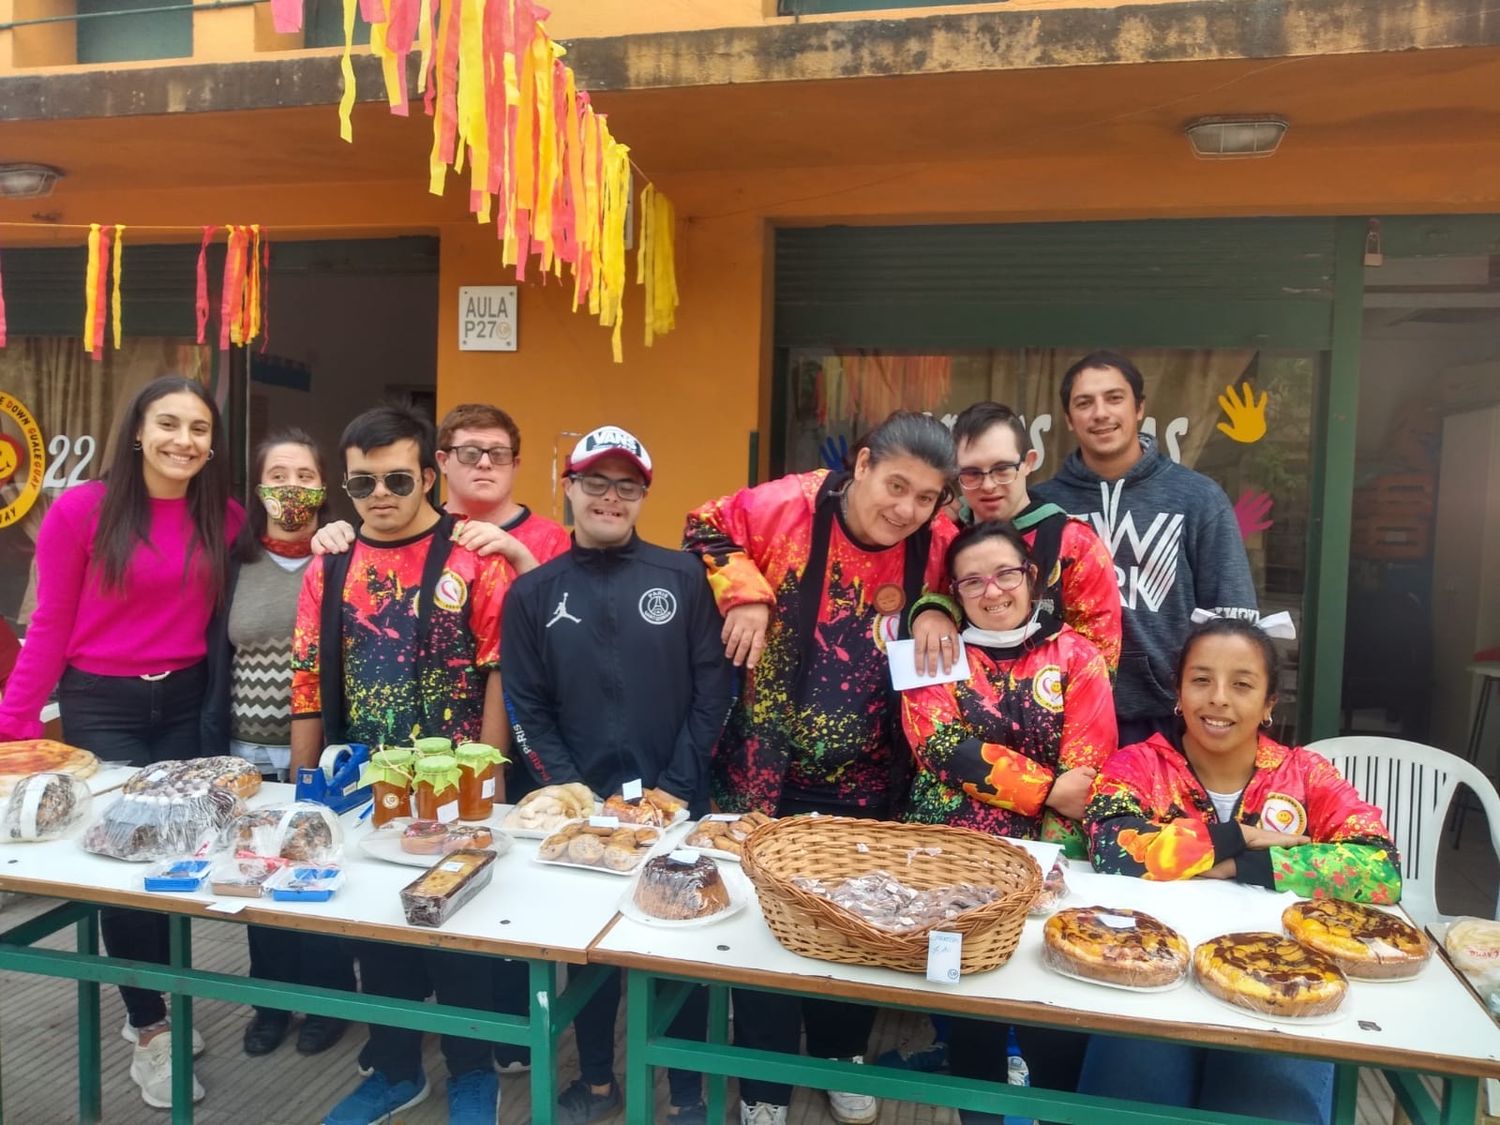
[{"xmin": 343, "ymin": 471, "xmax": 418, "ymax": 500}]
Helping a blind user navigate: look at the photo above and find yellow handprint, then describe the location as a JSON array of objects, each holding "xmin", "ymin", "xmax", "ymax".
[{"xmin": 1217, "ymin": 382, "xmax": 1268, "ymax": 444}]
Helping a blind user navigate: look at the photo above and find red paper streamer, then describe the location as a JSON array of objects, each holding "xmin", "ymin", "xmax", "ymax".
[
  {"xmin": 219, "ymin": 225, "xmax": 247, "ymax": 351},
  {"xmin": 269, "ymin": 0, "xmax": 301, "ymax": 33},
  {"xmin": 0, "ymin": 250, "xmax": 8, "ymax": 349},
  {"xmin": 259, "ymin": 236, "xmax": 271, "ymax": 353},
  {"xmin": 195, "ymin": 226, "xmax": 213, "ymax": 345},
  {"xmin": 91, "ymin": 225, "xmax": 112, "ymax": 360}
]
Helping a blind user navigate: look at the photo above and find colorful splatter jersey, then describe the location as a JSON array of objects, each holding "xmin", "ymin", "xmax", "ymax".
[
  {"xmin": 1086, "ymin": 732, "xmax": 1402, "ymax": 904},
  {"xmin": 291, "ymin": 525, "xmax": 512, "ymax": 745},
  {"xmin": 684, "ymin": 470, "xmax": 955, "ymax": 814},
  {"xmin": 900, "ymin": 625, "xmax": 1115, "ymax": 857}
]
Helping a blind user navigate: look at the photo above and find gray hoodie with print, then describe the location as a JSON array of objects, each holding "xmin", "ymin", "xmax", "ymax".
[{"xmin": 1031, "ymin": 435, "xmax": 1258, "ymax": 721}]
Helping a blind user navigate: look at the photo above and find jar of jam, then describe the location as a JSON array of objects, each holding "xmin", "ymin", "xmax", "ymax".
[
  {"xmin": 414, "ymin": 736, "xmax": 453, "ymax": 759},
  {"xmin": 411, "ymin": 755, "xmax": 462, "ymax": 823},
  {"xmin": 454, "ymin": 744, "xmax": 505, "ymax": 821},
  {"xmin": 362, "ymin": 748, "xmax": 415, "ymax": 827}
]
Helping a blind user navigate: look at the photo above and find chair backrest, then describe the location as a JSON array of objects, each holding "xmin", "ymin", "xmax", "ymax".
[{"xmin": 1306, "ymin": 735, "xmax": 1500, "ymax": 924}]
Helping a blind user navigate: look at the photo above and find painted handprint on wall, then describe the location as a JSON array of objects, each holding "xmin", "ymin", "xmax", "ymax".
[
  {"xmin": 1217, "ymin": 382, "xmax": 1269, "ymax": 444},
  {"xmin": 1234, "ymin": 488, "xmax": 1274, "ymax": 541}
]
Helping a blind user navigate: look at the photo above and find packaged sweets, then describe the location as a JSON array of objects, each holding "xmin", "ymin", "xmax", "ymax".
[
  {"xmin": 1193, "ymin": 932, "xmax": 1348, "ymax": 1017},
  {"xmin": 1444, "ymin": 917, "xmax": 1500, "ymax": 993},
  {"xmin": 83, "ymin": 787, "xmax": 244, "ymax": 862},
  {"xmin": 1042, "ymin": 906, "xmax": 1189, "ymax": 988},
  {"xmin": 217, "ymin": 803, "xmax": 343, "ymax": 863},
  {"xmin": 143, "ymin": 857, "xmax": 212, "ymax": 893},
  {"xmin": 3, "ymin": 772, "xmax": 92, "ymax": 842},
  {"xmin": 1282, "ymin": 899, "xmax": 1430, "ymax": 980},
  {"xmin": 400, "ymin": 849, "xmax": 496, "ymax": 926},
  {"xmin": 123, "ymin": 757, "xmax": 261, "ymax": 800},
  {"xmin": 789, "ymin": 871, "xmax": 999, "ymax": 935},
  {"xmin": 210, "ymin": 856, "xmax": 279, "ymax": 897},
  {"xmin": 267, "ymin": 864, "xmax": 344, "ymax": 903}
]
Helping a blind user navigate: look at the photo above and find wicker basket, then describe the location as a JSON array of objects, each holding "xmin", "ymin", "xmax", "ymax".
[{"xmin": 741, "ymin": 816, "xmax": 1041, "ymax": 975}]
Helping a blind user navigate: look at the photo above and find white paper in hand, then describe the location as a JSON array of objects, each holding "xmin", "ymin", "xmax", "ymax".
[{"xmin": 887, "ymin": 638, "xmax": 971, "ymax": 691}]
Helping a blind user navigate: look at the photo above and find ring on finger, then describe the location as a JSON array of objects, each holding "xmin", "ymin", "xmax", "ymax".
[{"xmin": 939, "ymin": 636, "xmax": 953, "ymax": 646}]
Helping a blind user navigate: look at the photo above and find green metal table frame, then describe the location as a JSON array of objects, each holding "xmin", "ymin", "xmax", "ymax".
[
  {"xmin": 621, "ymin": 966, "xmax": 1483, "ymax": 1125},
  {"xmin": 0, "ymin": 898, "xmax": 613, "ymax": 1125}
]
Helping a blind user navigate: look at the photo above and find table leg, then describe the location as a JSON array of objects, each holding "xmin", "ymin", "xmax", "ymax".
[
  {"xmin": 1441, "ymin": 1076, "xmax": 1478, "ymax": 1125},
  {"xmin": 76, "ymin": 911, "xmax": 101, "ymax": 1124},
  {"xmin": 705, "ymin": 984, "xmax": 729, "ymax": 1125},
  {"xmin": 1330, "ymin": 1064, "xmax": 1358, "ymax": 1125},
  {"xmin": 625, "ymin": 970, "xmax": 655, "ymax": 1123},
  {"xmin": 528, "ymin": 958, "xmax": 559, "ymax": 1125},
  {"xmin": 167, "ymin": 914, "xmax": 194, "ymax": 1125}
]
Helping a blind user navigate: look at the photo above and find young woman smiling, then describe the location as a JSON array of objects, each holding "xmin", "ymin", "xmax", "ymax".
[
  {"xmin": 0, "ymin": 374, "xmax": 242, "ymax": 1110},
  {"xmin": 899, "ymin": 521, "xmax": 1115, "ymax": 1121},
  {"xmin": 1079, "ymin": 616, "xmax": 1402, "ymax": 1125},
  {"xmin": 683, "ymin": 410, "xmax": 958, "ymax": 1125}
]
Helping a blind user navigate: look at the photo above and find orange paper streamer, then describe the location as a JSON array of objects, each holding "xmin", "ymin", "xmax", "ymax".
[{"xmin": 111, "ymin": 223, "xmax": 125, "ymax": 350}]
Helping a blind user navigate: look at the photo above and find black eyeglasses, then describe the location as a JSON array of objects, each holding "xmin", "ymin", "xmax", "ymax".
[
  {"xmin": 344, "ymin": 471, "xmax": 418, "ymax": 500},
  {"xmin": 957, "ymin": 461, "xmax": 1024, "ymax": 491},
  {"xmin": 445, "ymin": 444, "xmax": 515, "ymax": 467},
  {"xmin": 952, "ymin": 567, "xmax": 1029, "ymax": 598},
  {"xmin": 572, "ymin": 473, "xmax": 647, "ymax": 502}
]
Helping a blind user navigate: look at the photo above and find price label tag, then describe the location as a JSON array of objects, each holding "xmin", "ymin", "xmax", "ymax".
[
  {"xmin": 482, "ymin": 777, "xmax": 496, "ymax": 799},
  {"xmin": 926, "ymin": 931, "xmax": 962, "ymax": 984},
  {"xmin": 589, "ymin": 816, "xmax": 621, "ymax": 829},
  {"xmin": 440, "ymin": 860, "xmax": 466, "ymax": 873},
  {"xmin": 622, "ymin": 778, "xmax": 643, "ymax": 801},
  {"xmin": 206, "ymin": 900, "xmax": 250, "ymax": 915},
  {"xmin": 1095, "ymin": 912, "xmax": 1138, "ymax": 930},
  {"xmin": 705, "ymin": 813, "xmax": 739, "ymax": 823},
  {"xmin": 668, "ymin": 849, "xmax": 701, "ymax": 865},
  {"xmin": 436, "ymin": 801, "xmax": 460, "ymax": 825}
]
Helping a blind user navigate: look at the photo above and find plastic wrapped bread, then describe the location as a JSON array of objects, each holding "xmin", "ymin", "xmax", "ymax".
[
  {"xmin": 3, "ymin": 772, "xmax": 92, "ymax": 842},
  {"xmin": 83, "ymin": 787, "xmax": 244, "ymax": 862},
  {"xmin": 400, "ymin": 849, "xmax": 496, "ymax": 926}
]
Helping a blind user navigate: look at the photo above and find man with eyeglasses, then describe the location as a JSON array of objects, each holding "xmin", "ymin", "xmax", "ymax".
[
  {"xmin": 948, "ymin": 402, "xmax": 1121, "ymax": 674},
  {"xmin": 502, "ymin": 426, "xmax": 732, "ymax": 1125},
  {"xmin": 291, "ymin": 405, "xmax": 515, "ymax": 1125}
]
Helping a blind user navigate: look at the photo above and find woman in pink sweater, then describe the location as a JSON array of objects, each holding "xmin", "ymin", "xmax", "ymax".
[{"xmin": 0, "ymin": 374, "xmax": 242, "ymax": 1110}]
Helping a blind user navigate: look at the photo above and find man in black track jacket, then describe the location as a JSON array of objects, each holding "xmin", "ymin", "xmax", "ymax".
[{"xmin": 501, "ymin": 424, "xmax": 732, "ymax": 1125}]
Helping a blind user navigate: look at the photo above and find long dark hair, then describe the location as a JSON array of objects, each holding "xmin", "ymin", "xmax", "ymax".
[
  {"xmin": 237, "ymin": 427, "xmax": 329, "ymax": 562},
  {"xmin": 854, "ymin": 410, "xmax": 957, "ymax": 509},
  {"xmin": 94, "ymin": 375, "xmax": 231, "ymax": 604},
  {"xmin": 1175, "ymin": 617, "xmax": 1280, "ymax": 704}
]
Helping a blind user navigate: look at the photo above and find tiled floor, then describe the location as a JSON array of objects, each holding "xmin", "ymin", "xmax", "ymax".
[{"xmin": 1, "ymin": 813, "xmax": 1494, "ymax": 1125}]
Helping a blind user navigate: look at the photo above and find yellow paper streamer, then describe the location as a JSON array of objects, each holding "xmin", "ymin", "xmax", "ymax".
[
  {"xmin": 111, "ymin": 223, "xmax": 125, "ymax": 349},
  {"xmin": 427, "ymin": 0, "xmax": 457, "ymax": 195},
  {"xmin": 338, "ymin": 0, "xmax": 358, "ymax": 142},
  {"xmin": 247, "ymin": 225, "xmax": 262, "ymax": 343},
  {"xmin": 637, "ymin": 186, "xmax": 678, "ymax": 347},
  {"xmin": 455, "ymin": 0, "xmax": 487, "ymax": 210},
  {"xmin": 597, "ymin": 135, "xmax": 630, "ymax": 363},
  {"xmin": 371, "ymin": 0, "xmax": 404, "ymax": 112},
  {"xmin": 83, "ymin": 223, "xmax": 101, "ymax": 351}
]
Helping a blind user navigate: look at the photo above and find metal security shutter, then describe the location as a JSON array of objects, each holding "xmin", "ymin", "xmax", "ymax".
[
  {"xmin": 1, "ymin": 243, "xmax": 210, "ymax": 337},
  {"xmin": 774, "ymin": 218, "xmax": 1340, "ymax": 350}
]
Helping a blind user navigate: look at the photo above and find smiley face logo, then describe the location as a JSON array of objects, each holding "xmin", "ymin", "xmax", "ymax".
[
  {"xmin": 433, "ymin": 569, "xmax": 468, "ymax": 613},
  {"xmin": 1259, "ymin": 793, "xmax": 1307, "ymax": 836},
  {"xmin": 0, "ymin": 434, "xmax": 19, "ymax": 489}
]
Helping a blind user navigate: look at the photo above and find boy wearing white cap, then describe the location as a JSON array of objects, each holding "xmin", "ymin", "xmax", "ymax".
[{"xmin": 502, "ymin": 426, "xmax": 733, "ymax": 1125}]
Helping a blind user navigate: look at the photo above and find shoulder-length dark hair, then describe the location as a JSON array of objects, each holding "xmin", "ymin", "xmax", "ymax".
[
  {"xmin": 94, "ymin": 375, "xmax": 231, "ymax": 604},
  {"xmin": 237, "ymin": 427, "xmax": 329, "ymax": 562}
]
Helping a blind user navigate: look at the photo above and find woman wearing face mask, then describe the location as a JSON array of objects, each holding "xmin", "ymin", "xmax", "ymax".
[
  {"xmin": 683, "ymin": 410, "xmax": 959, "ymax": 1125},
  {"xmin": 0, "ymin": 374, "xmax": 240, "ymax": 1110},
  {"xmin": 202, "ymin": 429, "xmax": 356, "ymax": 1059},
  {"xmin": 898, "ymin": 521, "xmax": 1115, "ymax": 1121},
  {"xmin": 1078, "ymin": 616, "xmax": 1402, "ymax": 1125}
]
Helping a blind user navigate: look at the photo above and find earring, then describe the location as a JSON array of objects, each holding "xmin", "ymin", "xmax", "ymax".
[
  {"xmin": 1261, "ymin": 716, "xmax": 1273, "ymax": 729},
  {"xmin": 207, "ymin": 449, "xmax": 215, "ymax": 461},
  {"xmin": 132, "ymin": 440, "xmax": 142, "ymax": 452},
  {"xmin": 1173, "ymin": 703, "xmax": 1182, "ymax": 716}
]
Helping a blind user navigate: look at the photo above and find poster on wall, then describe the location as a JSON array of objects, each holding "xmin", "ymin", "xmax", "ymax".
[{"xmin": 459, "ymin": 287, "xmax": 518, "ymax": 352}]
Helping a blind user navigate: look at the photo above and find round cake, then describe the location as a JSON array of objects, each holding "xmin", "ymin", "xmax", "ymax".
[
  {"xmin": 1193, "ymin": 932, "xmax": 1348, "ymax": 1017},
  {"xmin": 633, "ymin": 854, "xmax": 731, "ymax": 920},
  {"xmin": 1282, "ymin": 899, "xmax": 1430, "ymax": 980},
  {"xmin": 1042, "ymin": 906, "xmax": 1190, "ymax": 988}
]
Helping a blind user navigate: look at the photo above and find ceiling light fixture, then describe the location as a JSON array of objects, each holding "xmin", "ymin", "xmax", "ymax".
[
  {"xmin": 0, "ymin": 163, "xmax": 64, "ymax": 199},
  {"xmin": 1184, "ymin": 117, "xmax": 1288, "ymax": 159}
]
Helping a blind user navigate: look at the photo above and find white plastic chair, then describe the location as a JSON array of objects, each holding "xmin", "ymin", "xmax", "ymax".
[{"xmin": 1307, "ymin": 736, "xmax": 1500, "ymax": 927}]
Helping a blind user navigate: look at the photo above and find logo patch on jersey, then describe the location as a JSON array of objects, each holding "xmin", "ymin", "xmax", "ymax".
[
  {"xmin": 871, "ymin": 583, "xmax": 906, "ymax": 615},
  {"xmin": 872, "ymin": 612, "xmax": 900, "ymax": 653},
  {"xmin": 1046, "ymin": 560, "xmax": 1062, "ymax": 588},
  {"xmin": 1032, "ymin": 665, "xmax": 1064, "ymax": 712},
  {"xmin": 639, "ymin": 587, "xmax": 677, "ymax": 625},
  {"xmin": 1259, "ymin": 793, "xmax": 1307, "ymax": 837},
  {"xmin": 433, "ymin": 570, "xmax": 468, "ymax": 613}
]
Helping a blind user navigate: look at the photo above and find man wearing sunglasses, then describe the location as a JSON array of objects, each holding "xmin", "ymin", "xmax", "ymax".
[
  {"xmin": 502, "ymin": 426, "xmax": 732, "ymax": 1125},
  {"xmin": 291, "ymin": 405, "xmax": 515, "ymax": 1125},
  {"xmin": 948, "ymin": 402, "xmax": 1121, "ymax": 674}
]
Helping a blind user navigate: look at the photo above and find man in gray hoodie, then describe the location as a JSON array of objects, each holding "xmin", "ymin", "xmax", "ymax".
[{"xmin": 1031, "ymin": 350, "xmax": 1257, "ymax": 746}]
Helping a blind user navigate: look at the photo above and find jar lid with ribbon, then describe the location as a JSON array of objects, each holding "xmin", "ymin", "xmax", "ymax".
[
  {"xmin": 360, "ymin": 747, "xmax": 415, "ymax": 789},
  {"xmin": 454, "ymin": 743, "xmax": 507, "ymax": 773},
  {"xmin": 412, "ymin": 754, "xmax": 461, "ymax": 796}
]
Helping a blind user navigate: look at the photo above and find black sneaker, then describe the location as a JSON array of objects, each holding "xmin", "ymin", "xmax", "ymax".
[
  {"xmin": 296, "ymin": 1015, "xmax": 348, "ymax": 1056},
  {"xmin": 557, "ymin": 1078, "xmax": 622, "ymax": 1124},
  {"xmin": 242, "ymin": 1011, "xmax": 291, "ymax": 1056}
]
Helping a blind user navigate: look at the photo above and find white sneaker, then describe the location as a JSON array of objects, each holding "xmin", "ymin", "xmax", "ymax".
[
  {"xmin": 130, "ymin": 1033, "xmax": 206, "ymax": 1109},
  {"xmin": 739, "ymin": 1102, "xmax": 788, "ymax": 1125},
  {"xmin": 121, "ymin": 1021, "xmax": 205, "ymax": 1056},
  {"xmin": 827, "ymin": 1055, "xmax": 879, "ymax": 1125}
]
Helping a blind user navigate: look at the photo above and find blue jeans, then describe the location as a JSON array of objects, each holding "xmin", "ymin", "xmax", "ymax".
[{"xmin": 1079, "ymin": 1035, "xmax": 1334, "ymax": 1125}]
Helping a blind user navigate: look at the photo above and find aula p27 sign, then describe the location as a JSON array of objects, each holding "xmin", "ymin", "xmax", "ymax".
[{"xmin": 459, "ymin": 286, "xmax": 518, "ymax": 351}]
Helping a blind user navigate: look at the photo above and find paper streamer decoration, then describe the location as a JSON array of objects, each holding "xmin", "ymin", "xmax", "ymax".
[
  {"xmin": 111, "ymin": 224, "xmax": 125, "ymax": 351},
  {"xmin": 0, "ymin": 250, "xmax": 8, "ymax": 349},
  {"xmin": 82, "ymin": 223, "xmax": 114, "ymax": 361},
  {"xmin": 196, "ymin": 226, "xmax": 213, "ymax": 345},
  {"xmin": 293, "ymin": 0, "xmax": 677, "ymax": 359}
]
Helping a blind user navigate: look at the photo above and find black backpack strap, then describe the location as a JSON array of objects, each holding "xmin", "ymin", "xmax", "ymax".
[
  {"xmin": 790, "ymin": 472, "xmax": 849, "ymax": 702},
  {"xmin": 415, "ymin": 514, "xmax": 458, "ymax": 734},
  {"xmin": 1023, "ymin": 506, "xmax": 1070, "ymax": 633},
  {"xmin": 318, "ymin": 548, "xmax": 357, "ymax": 743}
]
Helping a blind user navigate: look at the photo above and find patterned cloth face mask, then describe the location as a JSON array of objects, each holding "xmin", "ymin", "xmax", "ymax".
[{"xmin": 256, "ymin": 484, "xmax": 325, "ymax": 532}]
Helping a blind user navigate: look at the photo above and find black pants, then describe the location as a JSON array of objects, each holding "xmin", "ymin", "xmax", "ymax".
[
  {"xmin": 59, "ymin": 663, "xmax": 207, "ymax": 1030},
  {"xmin": 352, "ymin": 940, "xmax": 494, "ymax": 1085},
  {"xmin": 491, "ymin": 957, "xmax": 531, "ymax": 1066},
  {"xmin": 247, "ymin": 927, "xmax": 357, "ymax": 1017},
  {"xmin": 573, "ymin": 968, "xmax": 707, "ymax": 1107},
  {"xmin": 949, "ymin": 1018, "xmax": 1089, "ymax": 1102},
  {"xmin": 734, "ymin": 793, "xmax": 885, "ymax": 1107}
]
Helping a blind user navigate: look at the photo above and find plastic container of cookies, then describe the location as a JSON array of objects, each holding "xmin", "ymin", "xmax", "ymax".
[
  {"xmin": 215, "ymin": 803, "xmax": 344, "ymax": 864},
  {"xmin": 266, "ymin": 863, "xmax": 344, "ymax": 902},
  {"xmin": 143, "ymin": 857, "xmax": 213, "ymax": 893},
  {"xmin": 3, "ymin": 772, "xmax": 92, "ymax": 842},
  {"xmin": 532, "ymin": 819, "xmax": 665, "ymax": 876},
  {"xmin": 210, "ymin": 856, "xmax": 279, "ymax": 897}
]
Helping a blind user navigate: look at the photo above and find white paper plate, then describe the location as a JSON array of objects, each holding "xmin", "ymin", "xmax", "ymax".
[
  {"xmin": 358, "ymin": 823, "xmax": 513, "ymax": 868},
  {"xmin": 617, "ymin": 862, "xmax": 752, "ymax": 928},
  {"xmin": 1038, "ymin": 947, "xmax": 1189, "ymax": 993}
]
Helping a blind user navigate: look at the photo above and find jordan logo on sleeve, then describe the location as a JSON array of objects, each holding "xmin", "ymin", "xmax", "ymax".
[
  {"xmin": 546, "ymin": 592, "xmax": 583, "ymax": 628},
  {"xmin": 1088, "ymin": 481, "xmax": 1184, "ymax": 614}
]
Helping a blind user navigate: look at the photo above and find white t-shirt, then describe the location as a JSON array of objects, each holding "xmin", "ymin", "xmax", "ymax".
[{"xmin": 1205, "ymin": 787, "xmax": 1244, "ymax": 824}]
